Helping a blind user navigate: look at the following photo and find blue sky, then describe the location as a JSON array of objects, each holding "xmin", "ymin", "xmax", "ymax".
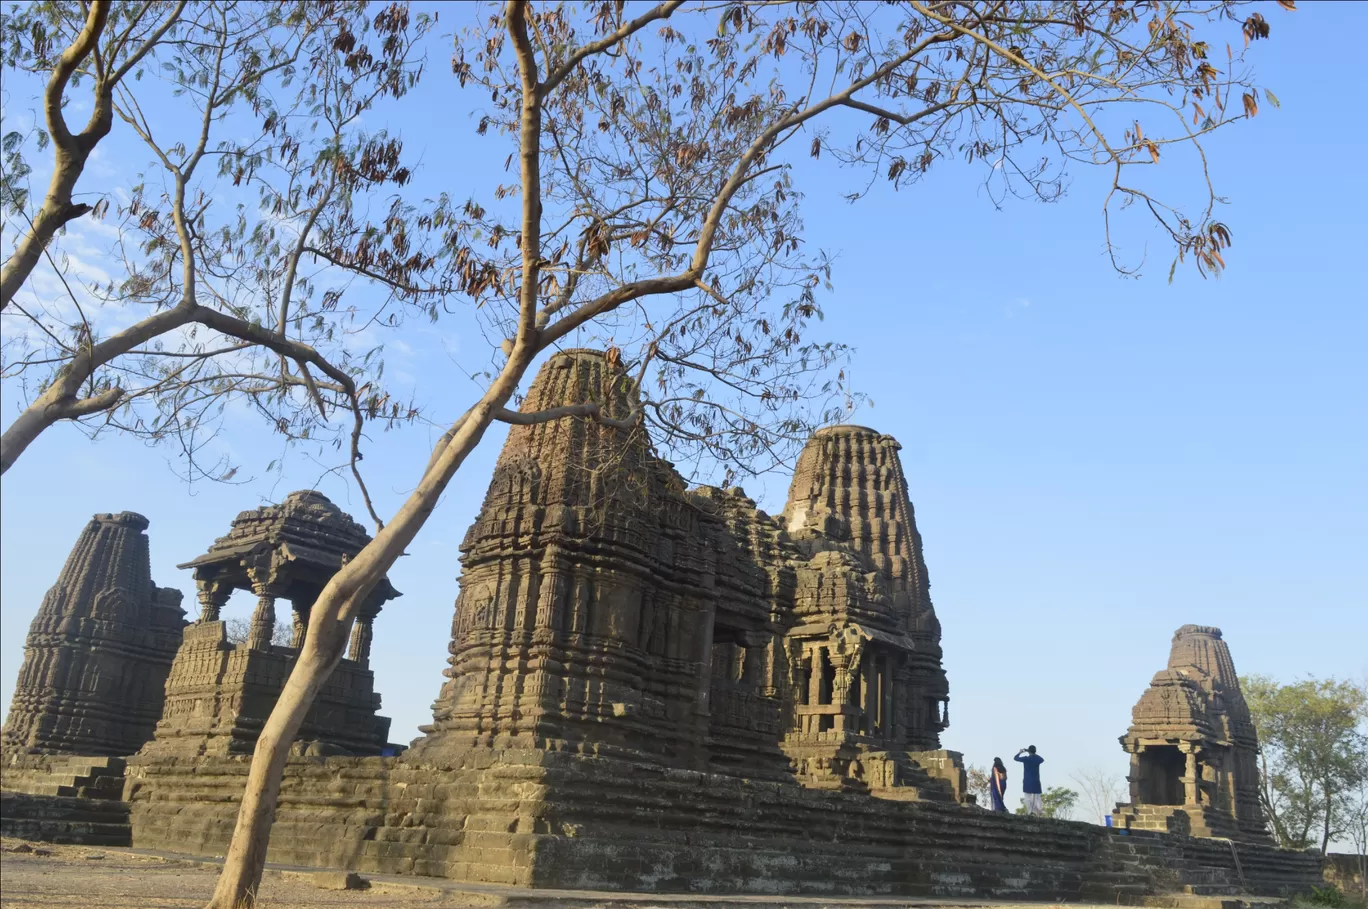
[{"xmin": 2, "ymin": 2, "xmax": 1364, "ymax": 831}]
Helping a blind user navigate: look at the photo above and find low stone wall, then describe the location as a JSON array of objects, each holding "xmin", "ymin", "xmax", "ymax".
[
  {"xmin": 1325, "ymin": 853, "xmax": 1366, "ymax": 897},
  {"xmin": 124, "ymin": 750, "xmax": 1324, "ymax": 900}
]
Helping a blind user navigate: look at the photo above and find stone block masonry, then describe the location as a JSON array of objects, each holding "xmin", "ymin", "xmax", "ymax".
[{"xmin": 124, "ymin": 750, "xmax": 1322, "ymax": 899}]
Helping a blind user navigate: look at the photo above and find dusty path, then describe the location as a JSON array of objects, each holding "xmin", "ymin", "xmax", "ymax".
[
  {"xmin": 1, "ymin": 838, "xmax": 1108, "ymax": 909},
  {"xmin": 0, "ymin": 838, "xmax": 453, "ymax": 908}
]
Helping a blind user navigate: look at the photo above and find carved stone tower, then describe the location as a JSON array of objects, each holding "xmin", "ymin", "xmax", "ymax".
[
  {"xmin": 2, "ymin": 512, "xmax": 186, "ymax": 756},
  {"xmin": 411, "ymin": 350, "xmax": 790, "ymax": 777},
  {"xmin": 410, "ymin": 351, "xmax": 960, "ymax": 800},
  {"xmin": 778, "ymin": 426, "xmax": 951, "ymax": 791},
  {"xmin": 1113, "ymin": 625, "xmax": 1271, "ymax": 842}
]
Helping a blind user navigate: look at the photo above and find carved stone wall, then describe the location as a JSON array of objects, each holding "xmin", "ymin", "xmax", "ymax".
[
  {"xmin": 1113, "ymin": 625, "xmax": 1271, "ymax": 842},
  {"xmin": 2, "ymin": 512, "xmax": 185, "ymax": 756}
]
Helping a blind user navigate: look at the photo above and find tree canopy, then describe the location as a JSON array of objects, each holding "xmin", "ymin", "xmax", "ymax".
[
  {"xmin": 0, "ymin": 2, "xmax": 1303, "ymax": 906},
  {"xmin": 1243, "ymin": 674, "xmax": 1368, "ymax": 853}
]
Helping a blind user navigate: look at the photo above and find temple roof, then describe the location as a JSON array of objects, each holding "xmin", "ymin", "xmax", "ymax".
[{"xmin": 178, "ymin": 490, "xmax": 399, "ymax": 603}]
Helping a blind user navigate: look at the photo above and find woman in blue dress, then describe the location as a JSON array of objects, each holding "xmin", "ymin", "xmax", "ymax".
[{"xmin": 989, "ymin": 757, "xmax": 1009, "ymax": 812}]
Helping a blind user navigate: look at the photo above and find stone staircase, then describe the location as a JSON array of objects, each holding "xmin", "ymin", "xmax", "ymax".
[
  {"xmin": 1, "ymin": 755, "xmax": 132, "ymax": 845},
  {"xmin": 1115, "ymin": 804, "xmax": 1243, "ymax": 840},
  {"xmin": 0, "ymin": 790, "xmax": 132, "ymax": 845},
  {"xmin": 1088, "ymin": 829, "xmax": 1297, "ymax": 909}
]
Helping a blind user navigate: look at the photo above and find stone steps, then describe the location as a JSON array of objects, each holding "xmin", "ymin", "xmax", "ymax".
[{"xmin": 0, "ymin": 791, "xmax": 132, "ymax": 847}]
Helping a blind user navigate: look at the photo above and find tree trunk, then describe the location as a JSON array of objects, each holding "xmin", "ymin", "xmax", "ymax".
[
  {"xmin": 0, "ymin": 164, "xmax": 94, "ymax": 310},
  {"xmin": 205, "ymin": 353, "xmax": 527, "ymax": 907},
  {"xmin": 205, "ymin": 615, "xmax": 353, "ymax": 908},
  {"xmin": 1322, "ymin": 787, "xmax": 1333, "ymax": 855},
  {"xmin": 0, "ymin": 381, "xmax": 121, "ymax": 474}
]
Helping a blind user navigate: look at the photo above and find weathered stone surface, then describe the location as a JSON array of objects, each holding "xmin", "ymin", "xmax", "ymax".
[
  {"xmin": 124, "ymin": 750, "xmax": 1321, "ymax": 899},
  {"xmin": 412, "ymin": 352, "xmax": 951, "ymax": 795},
  {"xmin": 1, "ymin": 512, "xmax": 185, "ymax": 757},
  {"xmin": 780, "ymin": 425, "xmax": 950, "ymax": 791},
  {"xmin": 1113, "ymin": 626, "xmax": 1271, "ymax": 842},
  {"xmin": 116, "ymin": 352, "xmax": 1321, "ymax": 900},
  {"xmin": 140, "ymin": 491, "xmax": 400, "ymax": 758}
]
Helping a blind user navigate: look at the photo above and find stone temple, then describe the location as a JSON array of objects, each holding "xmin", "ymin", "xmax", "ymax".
[
  {"xmin": 407, "ymin": 350, "xmax": 953, "ymax": 797},
  {"xmin": 107, "ymin": 350, "xmax": 1320, "ymax": 900},
  {"xmin": 141, "ymin": 490, "xmax": 401, "ymax": 758},
  {"xmin": 2, "ymin": 512, "xmax": 185, "ymax": 757},
  {"xmin": 1112, "ymin": 624, "xmax": 1271, "ymax": 842}
]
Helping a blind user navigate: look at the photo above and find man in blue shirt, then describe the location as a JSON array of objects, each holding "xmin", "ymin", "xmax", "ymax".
[{"xmin": 1015, "ymin": 746, "xmax": 1045, "ymax": 815}]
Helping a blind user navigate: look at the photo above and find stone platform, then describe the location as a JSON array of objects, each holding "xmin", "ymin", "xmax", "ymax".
[
  {"xmin": 123, "ymin": 750, "xmax": 1323, "ymax": 902},
  {"xmin": 0, "ymin": 837, "xmax": 1304, "ymax": 909}
]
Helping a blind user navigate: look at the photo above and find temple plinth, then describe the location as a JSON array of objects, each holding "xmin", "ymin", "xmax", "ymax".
[{"xmin": 1112, "ymin": 625, "xmax": 1272, "ymax": 842}]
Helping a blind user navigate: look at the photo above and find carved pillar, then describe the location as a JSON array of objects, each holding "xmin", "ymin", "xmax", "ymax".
[
  {"xmin": 882, "ymin": 657, "xmax": 896, "ymax": 742},
  {"xmin": 348, "ymin": 615, "xmax": 374, "ymax": 666},
  {"xmin": 195, "ymin": 579, "xmax": 232, "ymax": 623},
  {"xmin": 247, "ymin": 578, "xmax": 278, "ymax": 651},
  {"xmin": 808, "ymin": 647, "xmax": 823, "ymax": 706},
  {"xmin": 290, "ymin": 593, "xmax": 316, "ymax": 650},
  {"xmin": 830, "ymin": 648, "xmax": 851, "ymax": 733},
  {"xmin": 862, "ymin": 650, "xmax": 879, "ymax": 736},
  {"xmin": 742, "ymin": 642, "xmax": 764, "ymax": 687},
  {"xmin": 1183, "ymin": 746, "xmax": 1200, "ymax": 806}
]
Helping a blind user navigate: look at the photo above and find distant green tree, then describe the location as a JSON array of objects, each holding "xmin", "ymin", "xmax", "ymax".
[
  {"xmin": 1243, "ymin": 675, "xmax": 1368, "ymax": 853},
  {"xmin": 1016, "ymin": 786, "xmax": 1079, "ymax": 820},
  {"xmin": 966, "ymin": 765, "xmax": 991, "ymax": 807}
]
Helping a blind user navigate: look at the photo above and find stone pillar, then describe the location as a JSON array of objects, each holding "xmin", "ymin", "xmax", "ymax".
[
  {"xmin": 1183, "ymin": 747, "xmax": 1200, "ymax": 806},
  {"xmin": 247, "ymin": 586, "xmax": 278, "ymax": 651},
  {"xmin": 830, "ymin": 650, "xmax": 851, "ymax": 733},
  {"xmin": 289, "ymin": 593, "xmax": 317, "ymax": 650},
  {"xmin": 862, "ymin": 651, "xmax": 879, "ymax": 735},
  {"xmin": 883, "ymin": 657, "xmax": 896, "ymax": 742},
  {"xmin": 196, "ymin": 580, "xmax": 231, "ymax": 623},
  {"xmin": 348, "ymin": 615, "xmax": 374, "ymax": 666},
  {"xmin": 809, "ymin": 647, "xmax": 823, "ymax": 706}
]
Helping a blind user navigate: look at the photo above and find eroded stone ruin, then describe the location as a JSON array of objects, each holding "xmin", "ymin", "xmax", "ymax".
[
  {"xmin": 114, "ymin": 350, "xmax": 1319, "ymax": 899},
  {"xmin": 141, "ymin": 490, "xmax": 400, "ymax": 758},
  {"xmin": 2, "ymin": 512, "xmax": 185, "ymax": 757},
  {"xmin": 1113, "ymin": 624, "xmax": 1271, "ymax": 842}
]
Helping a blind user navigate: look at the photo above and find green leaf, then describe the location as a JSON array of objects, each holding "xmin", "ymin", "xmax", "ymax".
[{"xmin": 1264, "ymin": 88, "xmax": 1280, "ymax": 109}]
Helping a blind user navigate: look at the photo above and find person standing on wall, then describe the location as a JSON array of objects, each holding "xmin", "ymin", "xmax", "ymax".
[
  {"xmin": 1015, "ymin": 746, "xmax": 1045, "ymax": 816},
  {"xmin": 989, "ymin": 757, "xmax": 1010, "ymax": 812}
]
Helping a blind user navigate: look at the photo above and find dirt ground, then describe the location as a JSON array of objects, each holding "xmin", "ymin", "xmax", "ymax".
[
  {"xmin": 0, "ymin": 838, "xmax": 461, "ymax": 908},
  {"xmin": 0, "ymin": 837, "xmax": 1111, "ymax": 909}
]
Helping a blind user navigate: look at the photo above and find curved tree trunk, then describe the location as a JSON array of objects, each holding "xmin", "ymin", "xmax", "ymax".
[
  {"xmin": 0, "ymin": 382, "xmax": 123, "ymax": 474},
  {"xmin": 205, "ymin": 615, "xmax": 354, "ymax": 907}
]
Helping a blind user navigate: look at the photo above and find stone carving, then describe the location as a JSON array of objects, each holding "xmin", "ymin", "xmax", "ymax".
[
  {"xmin": 120, "ymin": 352, "xmax": 1323, "ymax": 899},
  {"xmin": 2, "ymin": 512, "xmax": 185, "ymax": 756},
  {"xmin": 780, "ymin": 425, "xmax": 951, "ymax": 792},
  {"xmin": 139, "ymin": 491, "xmax": 400, "ymax": 757},
  {"xmin": 1113, "ymin": 624, "xmax": 1271, "ymax": 842},
  {"xmin": 411, "ymin": 350, "xmax": 953, "ymax": 795}
]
